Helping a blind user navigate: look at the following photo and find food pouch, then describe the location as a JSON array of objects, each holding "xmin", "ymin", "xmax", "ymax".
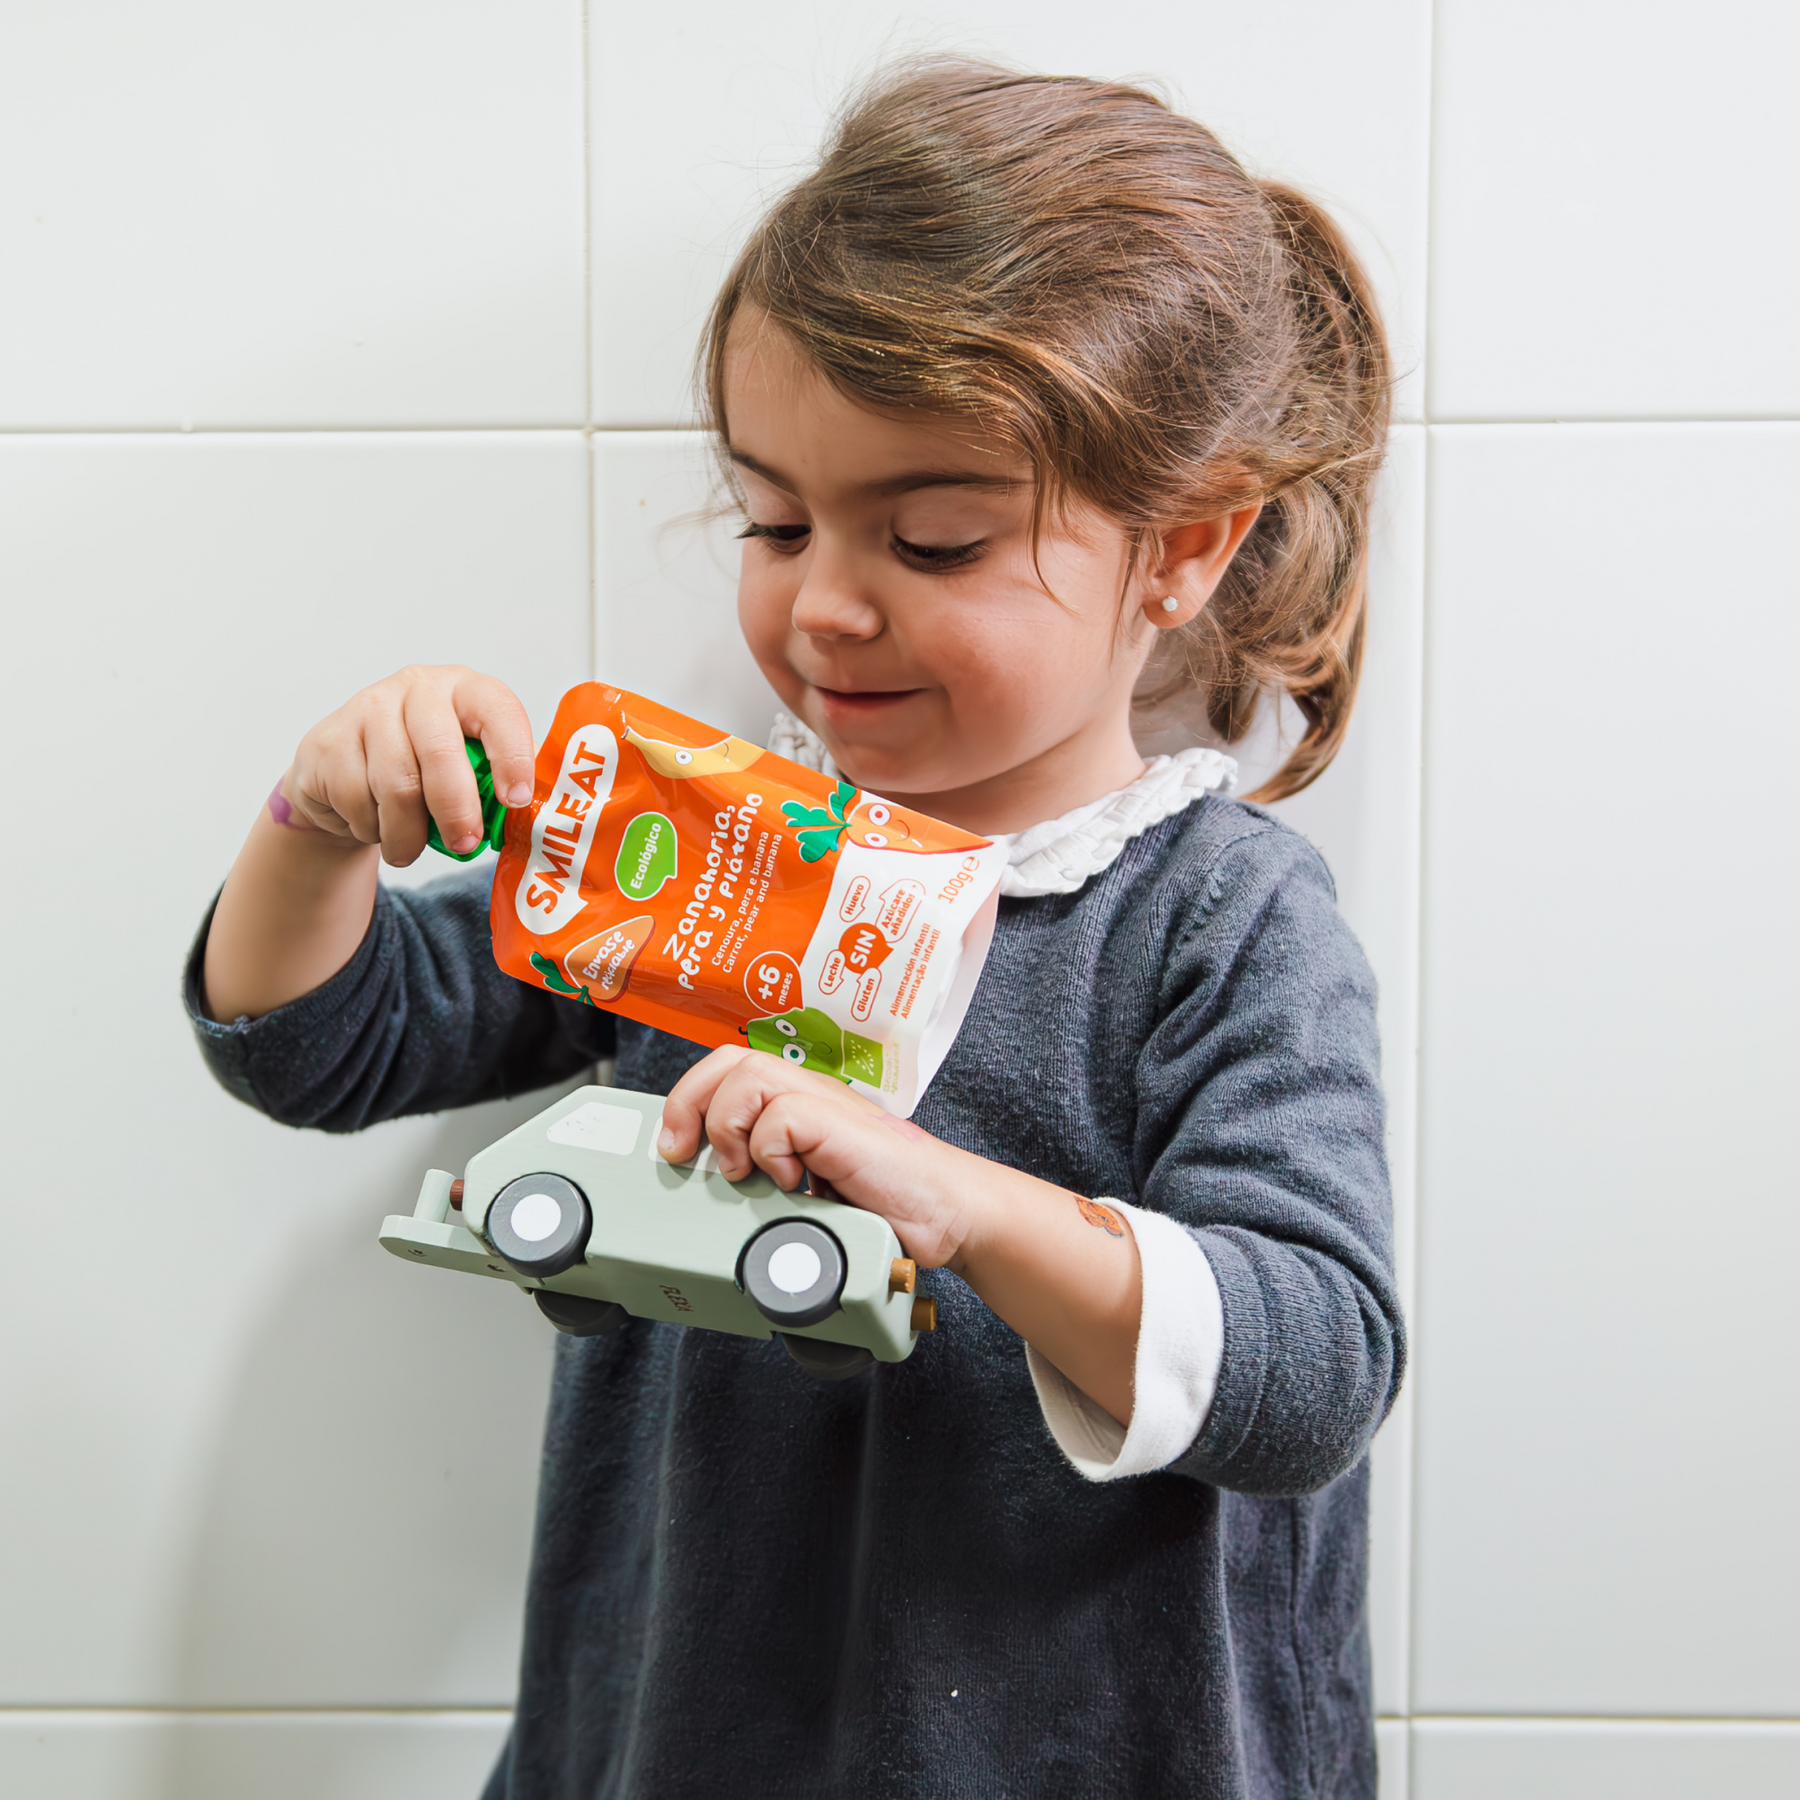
[{"xmin": 489, "ymin": 683, "xmax": 1006, "ymax": 1118}]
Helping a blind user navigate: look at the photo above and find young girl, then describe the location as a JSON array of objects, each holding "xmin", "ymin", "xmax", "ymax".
[{"xmin": 192, "ymin": 60, "xmax": 1401, "ymax": 1799}]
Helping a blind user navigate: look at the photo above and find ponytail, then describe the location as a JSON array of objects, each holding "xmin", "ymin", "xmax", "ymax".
[{"xmin": 1162, "ymin": 183, "xmax": 1392, "ymax": 800}]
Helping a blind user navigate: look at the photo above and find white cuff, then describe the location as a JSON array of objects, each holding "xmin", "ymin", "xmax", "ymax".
[{"xmin": 1025, "ymin": 1202, "xmax": 1225, "ymax": 1482}]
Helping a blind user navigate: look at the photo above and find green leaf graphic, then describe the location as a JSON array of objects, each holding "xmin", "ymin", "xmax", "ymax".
[
  {"xmin": 530, "ymin": 951, "xmax": 592, "ymax": 1003},
  {"xmin": 781, "ymin": 799, "xmax": 836, "ymax": 832}
]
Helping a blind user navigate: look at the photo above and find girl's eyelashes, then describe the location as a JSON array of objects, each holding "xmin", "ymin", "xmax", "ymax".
[
  {"xmin": 892, "ymin": 533, "xmax": 985, "ymax": 572},
  {"xmin": 738, "ymin": 521, "xmax": 811, "ymax": 551},
  {"xmin": 738, "ymin": 520, "xmax": 986, "ymax": 573}
]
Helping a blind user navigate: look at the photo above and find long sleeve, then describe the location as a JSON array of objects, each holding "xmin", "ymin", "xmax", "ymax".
[
  {"xmin": 1026, "ymin": 1199, "xmax": 1227, "ymax": 1480},
  {"xmin": 184, "ymin": 863, "xmax": 615, "ymax": 1132},
  {"xmin": 1135, "ymin": 820, "xmax": 1403, "ymax": 1497}
]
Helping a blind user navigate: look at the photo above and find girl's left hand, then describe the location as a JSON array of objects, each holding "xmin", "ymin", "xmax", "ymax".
[
  {"xmin": 658, "ymin": 1046, "xmax": 977, "ymax": 1268},
  {"xmin": 661, "ymin": 1043, "xmax": 1145, "ymax": 1426}
]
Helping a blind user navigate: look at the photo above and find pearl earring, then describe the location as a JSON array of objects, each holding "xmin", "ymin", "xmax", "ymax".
[{"xmin": 1160, "ymin": 596, "xmax": 1179, "ymax": 614}]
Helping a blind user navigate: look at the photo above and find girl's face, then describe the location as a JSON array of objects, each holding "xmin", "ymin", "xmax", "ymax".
[{"xmin": 724, "ymin": 314, "xmax": 1176, "ymax": 833}]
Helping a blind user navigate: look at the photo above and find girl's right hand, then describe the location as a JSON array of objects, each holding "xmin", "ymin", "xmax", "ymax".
[
  {"xmin": 284, "ymin": 664, "xmax": 538, "ymax": 866},
  {"xmin": 203, "ymin": 666, "xmax": 538, "ymax": 1023}
]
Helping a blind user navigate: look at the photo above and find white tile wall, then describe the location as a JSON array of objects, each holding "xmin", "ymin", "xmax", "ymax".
[
  {"xmin": 1411, "ymin": 1720, "xmax": 1800, "ymax": 1800},
  {"xmin": 1431, "ymin": 0, "xmax": 1800, "ymax": 421},
  {"xmin": 591, "ymin": 0, "xmax": 1431, "ymax": 425},
  {"xmin": 1413, "ymin": 424, "xmax": 1800, "ymax": 1716},
  {"xmin": 0, "ymin": 3, "xmax": 586, "ymax": 428},
  {"xmin": 0, "ymin": 436, "xmax": 588, "ymax": 1704},
  {"xmin": 0, "ymin": 1712, "xmax": 510, "ymax": 1800},
  {"xmin": 5, "ymin": 1, "xmax": 1796, "ymax": 1791}
]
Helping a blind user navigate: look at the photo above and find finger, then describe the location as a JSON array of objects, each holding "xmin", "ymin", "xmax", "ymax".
[
  {"xmin": 451, "ymin": 671, "xmax": 538, "ymax": 811},
  {"xmin": 706, "ymin": 1059, "xmax": 872, "ymax": 1181},
  {"xmin": 282, "ymin": 772, "xmax": 359, "ymax": 842},
  {"xmin": 701, "ymin": 1055, "xmax": 851, "ymax": 1180},
  {"xmin": 752, "ymin": 1091, "xmax": 893, "ymax": 1194},
  {"xmin": 293, "ymin": 721, "xmax": 379, "ymax": 843},
  {"xmin": 746, "ymin": 1092, "xmax": 821, "ymax": 1194},
  {"xmin": 403, "ymin": 674, "xmax": 484, "ymax": 856},
  {"xmin": 363, "ymin": 699, "xmax": 431, "ymax": 866},
  {"xmin": 698, "ymin": 1057, "xmax": 783, "ymax": 1181},
  {"xmin": 659, "ymin": 1047, "xmax": 753, "ymax": 1163}
]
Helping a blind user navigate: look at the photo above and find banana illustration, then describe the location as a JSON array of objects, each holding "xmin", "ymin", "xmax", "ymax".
[{"xmin": 623, "ymin": 723, "xmax": 765, "ymax": 780}]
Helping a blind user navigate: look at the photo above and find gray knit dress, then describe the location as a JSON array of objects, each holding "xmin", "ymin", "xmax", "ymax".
[{"xmin": 186, "ymin": 792, "xmax": 1404, "ymax": 1799}]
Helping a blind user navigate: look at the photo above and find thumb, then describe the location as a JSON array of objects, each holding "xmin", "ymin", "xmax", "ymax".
[{"xmin": 455, "ymin": 672, "xmax": 537, "ymax": 809}]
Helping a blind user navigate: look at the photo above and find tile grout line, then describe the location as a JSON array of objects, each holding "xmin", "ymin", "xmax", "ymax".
[
  {"xmin": 0, "ymin": 1706, "xmax": 515, "ymax": 1717},
  {"xmin": 1, "ymin": 418, "xmax": 1796, "ymax": 442},
  {"xmin": 1411, "ymin": 415, "xmax": 1800, "ymax": 426},
  {"xmin": 1391, "ymin": 0, "xmax": 1439, "ymax": 1754},
  {"xmin": 1408, "ymin": 418, "xmax": 1438, "ymax": 1740},
  {"xmin": 581, "ymin": 0, "xmax": 594, "ymax": 430},
  {"xmin": 1, "ymin": 1707, "xmax": 1791, "ymax": 1725},
  {"xmin": 581, "ymin": 0, "xmax": 599, "ymax": 687},
  {"xmin": 1422, "ymin": 0, "xmax": 1441, "ymax": 434},
  {"xmin": 1406, "ymin": 1714, "xmax": 1800, "ymax": 1728},
  {"xmin": 586, "ymin": 428, "xmax": 600, "ymax": 684},
  {"xmin": 0, "ymin": 423, "xmax": 592, "ymax": 437}
]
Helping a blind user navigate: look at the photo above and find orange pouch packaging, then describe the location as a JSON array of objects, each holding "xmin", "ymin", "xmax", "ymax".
[{"xmin": 490, "ymin": 684, "xmax": 1007, "ymax": 1118}]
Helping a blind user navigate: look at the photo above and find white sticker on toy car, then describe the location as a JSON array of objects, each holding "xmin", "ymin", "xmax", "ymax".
[{"xmin": 547, "ymin": 1100, "xmax": 643, "ymax": 1156}]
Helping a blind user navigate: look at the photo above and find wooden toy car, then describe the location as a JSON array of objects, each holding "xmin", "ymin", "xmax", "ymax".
[{"xmin": 379, "ymin": 1085, "xmax": 934, "ymax": 1378}]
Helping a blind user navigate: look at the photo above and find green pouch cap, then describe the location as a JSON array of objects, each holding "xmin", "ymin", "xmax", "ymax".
[{"xmin": 426, "ymin": 739, "xmax": 509, "ymax": 861}]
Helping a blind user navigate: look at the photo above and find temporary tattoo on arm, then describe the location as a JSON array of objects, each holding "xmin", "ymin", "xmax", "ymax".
[
  {"xmin": 1076, "ymin": 1197, "xmax": 1126, "ymax": 1238},
  {"xmin": 266, "ymin": 776, "xmax": 318, "ymax": 832}
]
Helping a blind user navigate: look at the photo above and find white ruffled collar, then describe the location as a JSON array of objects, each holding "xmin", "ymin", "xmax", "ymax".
[{"xmin": 766, "ymin": 710, "xmax": 1236, "ymax": 899}]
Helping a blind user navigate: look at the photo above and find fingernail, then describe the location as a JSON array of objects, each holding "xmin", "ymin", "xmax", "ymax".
[
  {"xmin": 505, "ymin": 782, "xmax": 533, "ymax": 807},
  {"xmin": 449, "ymin": 833, "xmax": 480, "ymax": 854},
  {"xmin": 658, "ymin": 1129, "xmax": 676, "ymax": 1153}
]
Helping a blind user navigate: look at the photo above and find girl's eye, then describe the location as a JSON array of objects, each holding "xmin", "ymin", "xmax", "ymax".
[
  {"xmin": 892, "ymin": 533, "xmax": 985, "ymax": 572},
  {"xmin": 738, "ymin": 521, "xmax": 811, "ymax": 551}
]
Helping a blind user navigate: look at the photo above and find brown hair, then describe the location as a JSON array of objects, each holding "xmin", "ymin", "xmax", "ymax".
[{"xmin": 702, "ymin": 58, "xmax": 1392, "ymax": 800}]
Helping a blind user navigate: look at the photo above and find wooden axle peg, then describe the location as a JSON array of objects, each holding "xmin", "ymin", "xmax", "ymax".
[
  {"xmin": 890, "ymin": 1257, "xmax": 917, "ymax": 1295},
  {"xmin": 449, "ymin": 1179, "xmax": 465, "ymax": 1210},
  {"xmin": 910, "ymin": 1296, "xmax": 937, "ymax": 1333}
]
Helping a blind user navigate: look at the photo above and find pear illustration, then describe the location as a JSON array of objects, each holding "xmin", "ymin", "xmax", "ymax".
[
  {"xmin": 746, "ymin": 1006, "xmax": 844, "ymax": 1077},
  {"xmin": 623, "ymin": 723, "xmax": 765, "ymax": 780},
  {"xmin": 745, "ymin": 1007, "xmax": 885, "ymax": 1087}
]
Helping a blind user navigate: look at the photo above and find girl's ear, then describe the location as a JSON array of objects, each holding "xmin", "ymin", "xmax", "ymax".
[{"xmin": 1143, "ymin": 504, "xmax": 1263, "ymax": 628}]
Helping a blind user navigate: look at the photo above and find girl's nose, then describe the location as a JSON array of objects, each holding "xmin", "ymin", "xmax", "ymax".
[{"xmin": 790, "ymin": 559, "xmax": 885, "ymax": 642}]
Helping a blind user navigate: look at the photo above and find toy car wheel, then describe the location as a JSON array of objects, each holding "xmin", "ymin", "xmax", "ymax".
[
  {"xmin": 486, "ymin": 1173, "xmax": 591, "ymax": 1278},
  {"xmin": 533, "ymin": 1291, "xmax": 628, "ymax": 1337},
  {"xmin": 738, "ymin": 1218, "xmax": 846, "ymax": 1329},
  {"xmin": 780, "ymin": 1334, "xmax": 875, "ymax": 1380}
]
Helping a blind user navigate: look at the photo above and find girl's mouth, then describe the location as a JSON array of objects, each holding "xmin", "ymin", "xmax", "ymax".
[{"xmin": 813, "ymin": 685, "xmax": 926, "ymax": 717}]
